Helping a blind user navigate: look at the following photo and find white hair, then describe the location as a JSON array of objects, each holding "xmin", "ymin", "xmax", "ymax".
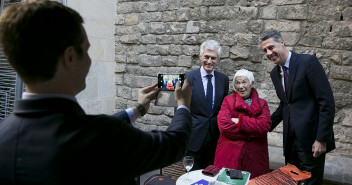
[
  {"xmin": 199, "ymin": 40, "xmax": 222, "ymax": 58},
  {"xmin": 233, "ymin": 69, "xmax": 255, "ymax": 91}
]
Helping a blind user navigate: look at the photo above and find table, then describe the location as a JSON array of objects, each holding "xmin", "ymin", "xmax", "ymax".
[
  {"xmin": 176, "ymin": 169, "xmax": 220, "ymax": 185},
  {"xmin": 176, "ymin": 169, "xmax": 250, "ymax": 185}
]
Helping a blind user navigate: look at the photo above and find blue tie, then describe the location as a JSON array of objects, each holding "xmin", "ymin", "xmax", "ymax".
[{"xmin": 206, "ymin": 74, "xmax": 213, "ymax": 114}]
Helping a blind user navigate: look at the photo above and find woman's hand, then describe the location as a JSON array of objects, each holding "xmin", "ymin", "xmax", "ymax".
[{"xmin": 231, "ymin": 118, "xmax": 239, "ymax": 124}]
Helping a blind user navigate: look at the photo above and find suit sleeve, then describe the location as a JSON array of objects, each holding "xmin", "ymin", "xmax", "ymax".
[
  {"xmin": 238, "ymin": 100, "xmax": 272, "ymax": 137},
  {"xmin": 112, "ymin": 110, "xmax": 131, "ymax": 123},
  {"xmin": 306, "ymin": 55, "xmax": 335, "ymax": 143},
  {"xmin": 270, "ymin": 101, "xmax": 283, "ymax": 131},
  {"xmin": 113, "ymin": 108, "xmax": 192, "ymax": 176}
]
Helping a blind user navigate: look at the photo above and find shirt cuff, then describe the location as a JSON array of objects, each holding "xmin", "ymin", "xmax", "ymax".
[
  {"xmin": 177, "ymin": 105, "xmax": 190, "ymax": 112},
  {"xmin": 125, "ymin": 108, "xmax": 136, "ymax": 127}
]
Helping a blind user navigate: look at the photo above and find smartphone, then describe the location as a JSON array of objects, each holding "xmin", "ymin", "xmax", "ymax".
[
  {"xmin": 155, "ymin": 73, "xmax": 185, "ymax": 107},
  {"xmin": 157, "ymin": 73, "xmax": 185, "ymax": 90}
]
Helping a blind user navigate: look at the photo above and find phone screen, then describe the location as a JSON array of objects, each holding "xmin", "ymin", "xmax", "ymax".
[{"xmin": 158, "ymin": 73, "xmax": 185, "ymax": 90}]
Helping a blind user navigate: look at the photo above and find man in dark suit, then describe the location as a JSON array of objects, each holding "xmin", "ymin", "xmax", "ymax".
[
  {"xmin": 185, "ymin": 40, "xmax": 229, "ymax": 170},
  {"xmin": 0, "ymin": 1, "xmax": 192, "ymax": 185},
  {"xmin": 259, "ymin": 30, "xmax": 335, "ymax": 184}
]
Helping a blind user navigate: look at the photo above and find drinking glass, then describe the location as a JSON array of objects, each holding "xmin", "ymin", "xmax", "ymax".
[{"xmin": 183, "ymin": 156, "xmax": 194, "ymax": 183}]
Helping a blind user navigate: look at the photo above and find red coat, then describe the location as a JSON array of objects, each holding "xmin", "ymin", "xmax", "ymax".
[{"xmin": 214, "ymin": 89, "xmax": 272, "ymax": 179}]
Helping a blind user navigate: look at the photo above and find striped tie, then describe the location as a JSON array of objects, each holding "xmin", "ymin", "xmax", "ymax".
[{"xmin": 283, "ymin": 66, "xmax": 293, "ymax": 135}]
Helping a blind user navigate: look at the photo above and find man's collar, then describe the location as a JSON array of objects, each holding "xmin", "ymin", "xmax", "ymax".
[
  {"xmin": 284, "ymin": 51, "xmax": 292, "ymax": 68},
  {"xmin": 200, "ymin": 66, "xmax": 214, "ymax": 77},
  {"xmin": 22, "ymin": 92, "xmax": 77, "ymax": 102}
]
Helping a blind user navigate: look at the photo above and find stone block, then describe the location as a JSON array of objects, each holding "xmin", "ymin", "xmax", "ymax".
[
  {"xmin": 176, "ymin": 8, "xmax": 190, "ymax": 21},
  {"xmin": 169, "ymin": 45, "xmax": 183, "ymax": 55},
  {"xmin": 145, "ymin": 2, "xmax": 159, "ymax": 12},
  {"xmin": 221, "ymin": 46, "xmax": 230, "ymax": 58},
  {"xmin": 115, "ymin": 25, "xmax": 132, "ymax": 36},
  {"xmin": 138, "ymin": 54, "xmax": 162, "ymax": 67},
  {"xmin": 342, "ymin": 52, "xmax": 352, "ymax": 66},
  {"xmin": 125, "ymin": 13, "xmax": 139, "ymax": 26},
  {"xmin": 181, "ymin": 0, "xmax": 203, "ymax": 7},
  {"xmin": 182, "ymin": 45, "xmax": 199, "ymax": 56},
  {"xmin": 131, "ymin": 45, "xmax": 147, "ymax": 54},
  {"xmin": 117, "ymin": 2, "xmax": 146, "ymax": 14},
  {"xmin": 126, "ymin": 52, "xmax": 139, "ymax": 64},
  {"xmin": 117, "ymin": 86, "xmax": 131, "ymax": 99},
  {"xmin": 162, "ymin": 56, "xmax": 178, "ymax": 67},
  {"xmin": 115, "ymin": 63, "xmax": 126, "ymax": 73},
  {"xmin": 203, "ymin": 0, "xmax": 226, "ymax": 6},
  {"xmin": 334, "ymin": 93, "xmax": 352, "ymax": 109},
  {"xmin": 230, "ymin": 46, "xmax": 250, "ymax": 59},
  {"xmin": 226, "ymin": 21, "xmax": 248, "ymax": 34},
  {"xmin": 140, "ymin": 12, "xmax": 163, "ymax": 23},
  {"xmin": 342, "ymin": 109, "xmax": 352, "ymax": 127},
  {"xmin": 181, "ymin": 34, "xmax": 198, "ymax": 45},
  {"xmin": 268, "ymin": 132, "xmax": 283, "ymax": 147},
  {"xmin": 199, "ymin": 21, "xmax": 225, "ymax": 33},
  {"xmin": 308, "ymin": 6, "xmax": 342, "ymax": 22},
  {"xmin": 343, "ymin": 7, "xmax": 352, "ymax": 21},
  {"xmin": 115, "ymin": 97, "xmax": 128, "ymax": 109},
  {"xmin": 140, "ymin": 114, "xmax": 173, "ymax": 126},
  {"xmin": 178, "ymin": 55, "xmax": 192, "ymax": 67},
  {"xmin": 162, "ymin": 11, "xmax": 176, "ymax": 22},
  {"xmin": 260, "ymin": 5, "xmax": 277, "ymax": 19},
  {"xmin": 156, "ymin": 35, "xmax": 178, "ymax": 44},
  {"xmin": 249, "ymin": 20, "xmax": 264, "ymax": 34},
  {"xmin": 330, "ymin": 65, "xmax": 352, "ymax": 81},
  {"xmin": 271, "ymin": 0, "xmax": 305, "ymax": 5},
  {"xmin": 140, "ymin": 35, "xmax": 157, "ymax": 44},
  {"xmin": 131, "ymin": 89, "xmax": 138, "ymax": 101},
  {"xmin": 215, "ymin": 34, "xmax": 238, "ymax": 46},
  {"xmin": 115, "ymin": 14, "xmax": 124, "ymax": 25},
  {"xmin": 264, "ymin": 20, "xmax": 301, "ymax": 32},
  {"xmin": 186, "ymin": 21, "xmax": 200, "ymax": 33},
  {"xmin": 332, "ymin": 22, "xmax": 352, "ymax": 37},
  {"xmin": 120, "ymin": 35, "xmax": 140, "ymax": 44},
  {"xmin": 298, "ymin": 36, "xmax": 323, "ymax": 47},
  {"xmin": 133, "ymin": 23, "xmax": 150, "ymax": 35},
  {"xmin": 166, "ymin": 22, "xmax": 187, "ymax": 34},
  {"xmin": 330, "ymin": 80, "xmax": 352, "ymax": 94},
  {"xmin": 268, "ymin": 146, "xmax": 285, "ymax": 170},
  {"xmin": 134, "ymin": 76, "xmax": 156, "ymax": 88},
  {"xmin": 146, "ymin": 45, "xmax": 160, "ymax": 55},
  {"xmin": 190, "ymin": 7, "xmax": 208, "ymax": 21},
  {"xmin": 160, "ymin": 0, "xmax": 180, "ymax": 11},
  {"xmin": 324, "ymin": 155, "xmax": 345, "ymax": 182},
  {"xmin": 150, "ymin": 22, "xmax": 166, "ymax": 34},
  {"xmin": 234, "ymin": 33, "xmax": 257, "ymax": 46},
  {"xmin": 115, "ymin": 54, "xmax": 126, "ymax": 63},
  {"xmin": 115, "ymin": 74, "xmax": 124, "ymax": 85}
]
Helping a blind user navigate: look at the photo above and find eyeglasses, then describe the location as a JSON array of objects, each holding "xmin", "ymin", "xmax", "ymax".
[{"xmin": 203, "ymin": 55, "xmax": 218, "ymax": 61}]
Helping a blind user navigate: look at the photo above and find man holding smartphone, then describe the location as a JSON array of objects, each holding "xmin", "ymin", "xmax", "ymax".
[
  {"xmin": 185, "ymin": 40, "xmax": 229, "ymax": 170},
  {"xmin": 0, "ymin": 1, "xmax": 192, "ymax": 185}
]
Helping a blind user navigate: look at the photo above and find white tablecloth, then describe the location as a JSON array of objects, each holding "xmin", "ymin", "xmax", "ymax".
[{"xmin": 176, "ymin": 169, "xmax": 222, "ymax": 185}]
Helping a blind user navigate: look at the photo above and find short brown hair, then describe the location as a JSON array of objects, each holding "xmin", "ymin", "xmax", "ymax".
[{"xmin": 0, "ymin": 0, "xmax": 84, "ymax": 83}]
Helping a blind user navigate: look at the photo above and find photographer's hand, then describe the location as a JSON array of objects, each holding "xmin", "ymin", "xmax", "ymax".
[
  {"xmin": 133, "ymin": 83, "xmax": 160, "ymax": 118},
  {"xmin": 174, "ymin": 78, "xmax": 192, "ymax": 110}
]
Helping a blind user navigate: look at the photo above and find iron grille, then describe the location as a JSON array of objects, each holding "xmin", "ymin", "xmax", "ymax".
[{"xmin": 0, "ymin": 0, "xmax": 23, "ymax": 122}]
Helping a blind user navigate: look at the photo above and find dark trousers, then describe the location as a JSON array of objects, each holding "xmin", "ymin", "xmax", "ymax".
[
  {"xmin": 285, "ymin": 135, "xmax": 326, "ymax": 185},
  {"xmin": 186, "ymin": 132, "xmax": 217, "ymax": 170}
]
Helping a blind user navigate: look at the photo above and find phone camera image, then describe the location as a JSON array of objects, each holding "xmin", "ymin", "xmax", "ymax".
[{"xmin": 158, "ymin": 73, "xmax": 184, "ymax": 90}]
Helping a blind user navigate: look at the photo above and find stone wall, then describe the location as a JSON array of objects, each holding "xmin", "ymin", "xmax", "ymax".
[{"xmin": 114, "ymin": 0, "xmax": 352, "ymax": 183}]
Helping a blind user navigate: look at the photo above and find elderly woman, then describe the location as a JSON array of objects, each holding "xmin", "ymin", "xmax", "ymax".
[{"xmin": 214, "ymin": 69, "xmax": 272, "ymax": 179}]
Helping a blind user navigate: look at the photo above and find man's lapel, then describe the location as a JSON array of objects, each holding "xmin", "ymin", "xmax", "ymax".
[
  {"xmin": 193, "ymin": 69, "xmax": 207, "ymax": 110},
  {"xmin": 287, "ymin": 52, "xmax": 298, "ymax": 100},
  {"xmin": 272, "ymin": 65, "xmax": 288, "ymax": 103},
  {"xmin": 213, "ymin": 71, "xmax": 223, "ymax": 113}
]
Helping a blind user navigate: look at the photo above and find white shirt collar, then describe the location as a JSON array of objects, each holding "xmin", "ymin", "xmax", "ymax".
[
  {"xmin": 22, "ymin": 92, "xmax": 77, "ymax": 102},
  {"xmin": 200, "ymin": 66, "xmax": 214, "ymax": 77}
]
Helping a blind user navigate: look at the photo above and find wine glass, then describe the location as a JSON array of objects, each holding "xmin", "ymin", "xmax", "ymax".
[{"xmin": 183, "ymin": 156, "xmax": 194, "ymax": 183}]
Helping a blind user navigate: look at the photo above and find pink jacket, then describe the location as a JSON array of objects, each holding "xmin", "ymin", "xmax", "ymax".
[{"xmin": 214, "ymin": 89, "xmax": 272, "ymax": 179}]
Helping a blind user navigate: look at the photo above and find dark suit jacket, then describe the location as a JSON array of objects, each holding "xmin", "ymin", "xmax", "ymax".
[
  {"xmin": 185, "ymin": 68, "xmax": 229, "ymax": 152},
  {"xmin": 0, "ymin": 98, "xmax": 191, "ymax": 185},
  {"xmin": 270, "ymin": 52, "xmax": 335, "ymax": 157}
]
